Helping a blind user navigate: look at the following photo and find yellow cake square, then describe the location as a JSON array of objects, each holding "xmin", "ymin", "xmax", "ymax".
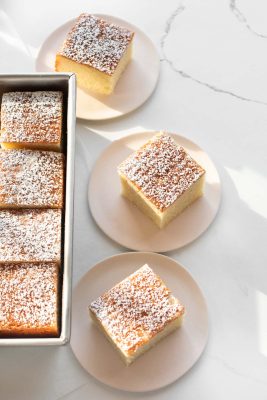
[
  {"xmin": 0, "ymin": 91, "xmax": 63, "ymax": 151},
  {"xmin": 55, "ymin": 14, "xmax": 134, "ymax": 95},
  {"xmin": 0, "ymin": 209, "xmax": 62, "ymax": 264},
  {"xmin": 0, "ymin": 149, "xmax": 64, "ymax": 208},
  {"xmin": 118, "ymin": 132, "xmax": 205, "ymax": 228},
  {"xmin": 0, "ymin": 262, "xmax": 60, "ymax": 337},
  {"xmin": 89, "ymin": 264, "xmax": 185, "ymax": 365}
]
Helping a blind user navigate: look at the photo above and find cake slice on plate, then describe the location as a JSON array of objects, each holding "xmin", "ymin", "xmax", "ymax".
[
  {"xmin": 55, "ymin": 13, "xmax": 134, "ymax": 95},
  {"xmin": 89, "ymin": 264, "xmax": 185, "ymax": 365},
  {"xmin": 118, "ymin": 132, "xmax": 205, "ymax": 228}
]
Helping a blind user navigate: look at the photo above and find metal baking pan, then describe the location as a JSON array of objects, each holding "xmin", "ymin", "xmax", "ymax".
[{"xmin": 0, "ymin": 73, "xmax": 76, "ymax": 345}]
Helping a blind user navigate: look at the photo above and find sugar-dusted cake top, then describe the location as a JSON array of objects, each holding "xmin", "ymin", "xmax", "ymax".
[
  {"xmin": 90, "ymin": 264, "xmax": 184, "ymax": 355},
  {"xmin": 0, "ymin": 150, "xmax": 64, "ymax": 208},
  {"xmin": 0, "ymin": 262, "xmax": 59, "ymax": 336},
  {"xmin": 59, "ymin": 13, "xmax": 134, "ymax": 75},
  {"xmin": 118, "ymin": 132, "xmax": 205, "ymax": 211},
  {"xmin": 0, "ymin": 209, "xmax": 61, "ymax": 263},
  {"xmin": 0, "ymin": 91, "xmax": 62, "ymax": 144}
]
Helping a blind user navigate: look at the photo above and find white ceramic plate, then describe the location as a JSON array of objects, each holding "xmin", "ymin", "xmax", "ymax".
[
  {"xmin": 36, "ymin": 14, "xmax": 160, "ymax": 120},
  {"xmin": 70, "ymin": 252, "xmax": 209, "ymax": 392},
  {"xmin": 88, "ymin": 132, "xmax": 221, "ymax": 252}
]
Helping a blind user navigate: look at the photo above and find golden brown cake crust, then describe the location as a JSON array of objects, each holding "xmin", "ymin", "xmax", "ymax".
[
  {"xmin": 0, "ymin": 262, "xmax": 60, "ymax": 337},
  {"xmin": 0, "ymin": 209, "xmax": 62, "ymax": 263},
  {"xmin": 58, "ymin": 13, "xmax": 134, "ymax": 75},
  {"xmin": 0, "ymin": 91, "xmax": 62, "ymax": 145},
  {"xmin": 0, "ymin": 150, "xmax": 64, "ymax": 208},
  {"xmin": 118, "ymin": 132, "xmax": 205, "ymax": 212},
  {"xmin": 89, "ymin": 265, "xmax": 185, "ymax": 355}
]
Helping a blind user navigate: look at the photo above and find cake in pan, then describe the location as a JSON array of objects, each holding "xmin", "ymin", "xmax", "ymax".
[
  {"xmin": 0, "ymin": 91, "xmax": 63, "ymax": 151},
  {"xmin": 0, "ymin": 149, "xmax": 64, "ymax": 209},
  {"xmin": 0, "ymin": 262, "xmax": 60, "ymax": 337},
  {"xmin": 118, "ymin": 132, "xmax": 205, "ymax": 228},
  {"xmin": 0, "ymin": 209, "xmax": 62, "ymax": 264},
  {"xmin": 55, "ymin": 13, "xmax": 134, "ymax": 95},
  {"xmin": 89, "ymin": 264, "xmax": 185, "ymax": 365}
]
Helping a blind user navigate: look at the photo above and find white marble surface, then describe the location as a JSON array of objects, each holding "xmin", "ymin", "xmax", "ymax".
[{"xmin": 1, "ymin": 0, "xmax": 267, "ymax": 398}]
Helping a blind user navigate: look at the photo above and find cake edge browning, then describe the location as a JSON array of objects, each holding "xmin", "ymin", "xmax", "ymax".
[
  {"xmin": 0, "ymin": 262, "xmax": 60, "ymax": 338},
  {"xmin": 0, "ymin": 91, "xmax": 63, "ymax": 148}
]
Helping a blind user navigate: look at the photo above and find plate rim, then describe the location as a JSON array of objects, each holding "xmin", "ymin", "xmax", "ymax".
[
  {"xmin": 35, "ymin": 13, "xmax": 160, "ymax": 121},
  {"xmin": 88, "ymin": 131, "xmax": 222, "ymax": 252},
  {"xmin": 70, "ymin": 251, "xmax": 209, "ymax": 392}
]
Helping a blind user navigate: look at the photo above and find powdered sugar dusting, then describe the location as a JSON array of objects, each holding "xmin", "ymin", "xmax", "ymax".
[
  {"xmin": 0, "ymin": 209, "xmax": 61, "ymax": 263},
  {"xmin": 0, "ymin": 91, "xmax": 62, "ymax": 144},
  {"xmin": 0, "ymin": 150, "xmax": 64, "ymax": 208},
  {"xmin": 0, "ymin": 262, "xmax": 59, "ymax": 337},
  {"xmin": 59, "ymin": 13, "xmax": 134, "ymax": 75},
  {"xmin": 118, "ymin": 132, "xmax": 205, "ymax": 211},
  {"xmin": 90, "ymin": 264, "xmax": 184, "ymax": 354}
]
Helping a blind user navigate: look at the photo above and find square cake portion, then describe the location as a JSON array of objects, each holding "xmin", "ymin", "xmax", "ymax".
[
  {"xmin": 55, "ymin": 14, "xmax": 134, "ymax": 95},
  {"xmin": 0, "ymin": 91, "xmax": 63, "ymax": 151},
  {"xmin": 0, "ymin": 149, "xmax": 64, "ymax": 208},
  {"xmin": 89, "ymin": 264, "xmax": 185, "ymax": 365},
  {"xmin": 0, "ymin": 209, "xmax": 61, "ymax": 264},
  {"xmin": 0, "ymin": 262, "xmax": 60, "ymax": 337},
  {"xmin": 118, "ymin": 132, "xmax": 206, "ymax": 228}
]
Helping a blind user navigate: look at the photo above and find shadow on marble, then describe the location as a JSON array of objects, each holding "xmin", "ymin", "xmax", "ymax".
[
  {"xmin": 73, "ymin": 126, "xmax": 125, "ymax": 284},
  {"xmin": 166, "ymin": 162, "xmax": 267, "ymax": 383},
  {"xmin": 0, "ymin": 345, "xmax": 88, "ymax": 400}
]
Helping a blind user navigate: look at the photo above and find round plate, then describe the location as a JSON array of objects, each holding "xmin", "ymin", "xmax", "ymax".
[
  {"xmin": 36, "ymin": 14, "xmax": 160, "ymax": 120},
  {"xmin": 88, "ymin": 132, "xmax": 221, "ymax": 252},
  {"xmin": 70, "ymin": 252, "xmax": 209, "ymax": 392}
]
